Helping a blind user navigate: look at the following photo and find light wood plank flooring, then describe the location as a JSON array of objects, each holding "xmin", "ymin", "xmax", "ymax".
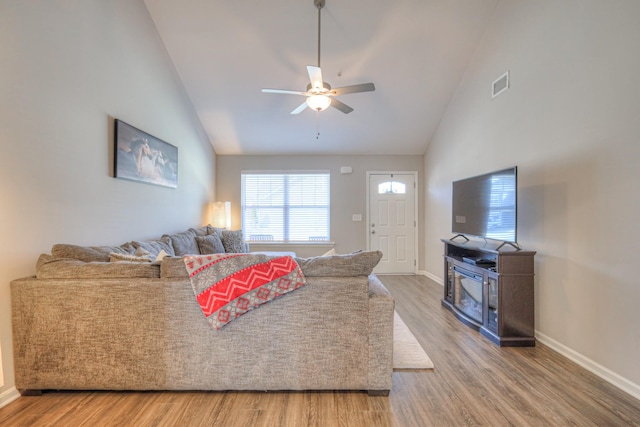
[{"xmin": 1, "ymin": 275, "xmax": 639, "ymax": 426}]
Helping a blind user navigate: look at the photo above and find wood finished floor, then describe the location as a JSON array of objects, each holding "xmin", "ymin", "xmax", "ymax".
[{"xmin": 1, "ymin": 275, "xmax": 640, "ymax": 426}]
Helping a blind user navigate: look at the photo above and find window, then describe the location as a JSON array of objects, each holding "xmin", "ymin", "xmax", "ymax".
[
  {"xmin": 242, "ymin": 172, "xmax": 330, "ymax": 242},
  {"xmin": 378, "ymin": 181, "xmax": 406, "ymax": 194}
]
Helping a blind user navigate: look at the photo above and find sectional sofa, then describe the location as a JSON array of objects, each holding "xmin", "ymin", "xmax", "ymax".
[{"xmin": 10, "ymin": 225, "xmax": 395, "ymax": 395}]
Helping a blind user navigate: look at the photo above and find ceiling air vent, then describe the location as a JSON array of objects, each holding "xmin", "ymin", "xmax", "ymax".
[{"xmin": 492, "ymin": 71, "xmax": 509, "ymax": 99}]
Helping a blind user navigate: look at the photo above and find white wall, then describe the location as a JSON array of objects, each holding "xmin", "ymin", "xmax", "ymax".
[
  {"xmin": 424, "ymin": 0, "xmax": 640, "ymax": 397},
  {"xmin": 0, "ymin": 0, "xmax": 215, "ymax": 404},
  {"xmin": 216, "ymin": 155, "xmax": 424, "ymax": 261}
]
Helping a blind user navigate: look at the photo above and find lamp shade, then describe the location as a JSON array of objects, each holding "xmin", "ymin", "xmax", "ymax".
[
  {"xmin": 211, "ymin": 201, "xmax": 231, "ymax": 229},
  {"xmin": 306, "ymin": 94, "xmax": 331, "ymax": 111}
]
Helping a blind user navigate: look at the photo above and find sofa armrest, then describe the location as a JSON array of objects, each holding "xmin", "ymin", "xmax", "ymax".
[{"xmin": 367, "ymin": 274, "xmax": 394, "ymax": 392}]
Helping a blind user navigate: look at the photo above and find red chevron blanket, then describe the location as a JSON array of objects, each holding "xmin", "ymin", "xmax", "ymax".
[{"xmin": 183, "ymin": 254, "xmax": 307, "ymax": 330}]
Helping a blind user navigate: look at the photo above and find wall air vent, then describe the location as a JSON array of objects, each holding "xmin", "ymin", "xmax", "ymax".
[{"xmin": 492, "ymin": 71, "xmax": 510, "ymax": 99}]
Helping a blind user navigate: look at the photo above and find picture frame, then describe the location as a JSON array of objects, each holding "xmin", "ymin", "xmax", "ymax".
[{"xmin": 114, "ymin": 119, "xmax": 178, "ymax": 188}]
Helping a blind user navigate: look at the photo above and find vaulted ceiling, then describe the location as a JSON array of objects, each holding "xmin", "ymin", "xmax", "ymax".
[{"xmin": 144, "ymin": 0, "xmax": 498, "ymax": 155}]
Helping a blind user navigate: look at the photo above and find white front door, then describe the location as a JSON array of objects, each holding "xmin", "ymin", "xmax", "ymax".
[{"xmin": 368, "ymin": 173, "xmax": 417, "ymax": 274}]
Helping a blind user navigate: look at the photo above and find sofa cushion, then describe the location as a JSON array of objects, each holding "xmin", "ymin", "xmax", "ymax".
[
  {"xmin": 210, "ymin": 227, "xmax": 225, "ymax": 238},
  {"xmin": 131, "ymin": 236, "xmax": 175, "ymax": 258},
  {"xmin": 163, "ymin": 229, "xmax": 199, "ymax": 256},
  {"xmin": 295, "ymin": 251, "xmax": 383, "ymax": 277},
  {"xmin": 190, "ymin": 225, "xmax": 211, "ymax": 237},
  {"xmin": 36, "ymin": 254, "xmax": 160, "ymax": 279},
  {"xmin": 160, "ymin": 256, "xmax": 188, "ymax": 278},
  {"xmin": 190, "ymin": 225, "xmax": 225, "ymax": 237},
  {"xmin": 51, "ymin": 243, "xmax": 134, "ymax": 262},
  {"xmin": 195, "ymin": 234, "xmax": 225, "ymax": 255},
  {"xmin": 221, "ymin": 230, "xmax": 248, "ymax": 253}
]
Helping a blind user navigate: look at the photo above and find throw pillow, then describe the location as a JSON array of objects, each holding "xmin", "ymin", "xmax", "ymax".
[
  {"xmin": 190, "ymin": 225, "xmax": 224, "ymax": 237},
  {"xmin": 131, "ymin": 236, "xmax": 175, "ymax": 258},
  {"xmin": 110, "ymin": 247, "xmax": 157, "ymax": 263},
  {"xmin": 163, "ymin": 229, "xmax": 199, "ymax": 256},
  {"xmin": 321, "ymin": 248, "xmax": 336, "ymax": 257},
  {"xmin": 210, "ymin": 227, "xmax": 225, "ymax": 238},
  {"xmin": 221, "ymin": 230, "xmax": 248, "ymax": 253},
  {"xmin": 109, "ymin": 253, "xmax": 152, "ymax": 263},
  {"xmin": 154, "ymin": 249, "xmax": 169, "ymax": 263},
  {"xmin": 195, "ymin": 234, "xmax": 226, "ymax": 255},
  {"xmin": 189, "ymin": 225, "xmax": 211, "ymax": 237}
]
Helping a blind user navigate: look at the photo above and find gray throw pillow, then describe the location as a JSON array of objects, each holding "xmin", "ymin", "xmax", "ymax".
[
  {"xmin": 190, "ymin": 225, "xmax": 211, "ymax": 237},
  {"xmin": 221, "ymin": 230, "xmax": 248, "ymax": 253},
  {"xmin": 210, "ymin": 227, "xmax": 225, "ymax": 238},
  {"xmin": 195, "ymin": 234, "xmax": 226, "ymax": 255},
  {"xmin": 131, "ymin": 236, "xmax": 175, "ymax": 258},
  {"xmin": 164, "ymin": 229, "xmax": 199, "ymax": 256},
  {"xmin": 109, "ymin": 253, "xmax": 152, "ymax": 263},
  {"xmin": 190, "ymin": 225, "xmax": 224, "ymax": 237}
]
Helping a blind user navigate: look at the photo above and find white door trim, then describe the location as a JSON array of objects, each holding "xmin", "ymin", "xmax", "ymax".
[{"xmin": 366, "ymin": 171, "xmax": 418, "ymax": 274}]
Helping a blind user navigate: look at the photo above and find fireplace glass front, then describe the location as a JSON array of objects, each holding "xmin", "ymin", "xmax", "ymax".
[{"xmin": 453, "ymin": 266, "xmax": 483, "ymax": 323}]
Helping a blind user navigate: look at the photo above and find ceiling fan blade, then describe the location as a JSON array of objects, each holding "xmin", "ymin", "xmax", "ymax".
[
  {"xmin": 262, "ymin": 88, "xmax": 306, "ymax": 95},
  {"xmin": 331, "ymin": 83, "xmax": 376, "ymax": 96},
  {"xmin": 330, "ymin": 97, "xmax": 354, "ymax": 114},
  {"xmin": 290, "ymin": 102, "xmax": 309, "ymax": 115},
  {"xmin": 307, "ymin": 65, "xmax": 324, "ymax": 90}
]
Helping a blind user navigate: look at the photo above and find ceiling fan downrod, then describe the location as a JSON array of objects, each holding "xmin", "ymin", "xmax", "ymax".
[{"xmin": 314, "ymin": 0, "xmax": 325, "ymax": 68}]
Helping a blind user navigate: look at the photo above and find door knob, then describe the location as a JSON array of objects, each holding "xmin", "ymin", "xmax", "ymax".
[
  {"xmin": 371, "ymin": 223, "xmax": 375, "ymax": 227},
  {"xmin": 371, "ymin": 230, "xmax": 376, "ymax": 234}
]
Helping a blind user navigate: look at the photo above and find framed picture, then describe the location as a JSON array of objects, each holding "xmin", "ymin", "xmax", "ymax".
[{"xmin": 114, "ymin": 120, "xmax": 178, "ymax": 188}]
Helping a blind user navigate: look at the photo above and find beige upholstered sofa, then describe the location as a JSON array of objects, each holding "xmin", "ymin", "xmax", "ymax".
[{"xmin": 10, "ymin": 226, "xmax": 395, "ymax": 396}]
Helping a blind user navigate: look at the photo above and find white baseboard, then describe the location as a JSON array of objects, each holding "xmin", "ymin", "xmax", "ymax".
[
  {"xmin": 419, "ymin": 271, "xmax": 639, "ymax": 401},
  {"xmin": 0, "ymin": 387, "xmax": 20, "ymax": 409},
  {"xmin": 536, "ymin": 331, "xmax": 640, "ymax": 401},
  {"xmin": 422, "ymin": 270, "xmax": 443, "ymax": 286}
]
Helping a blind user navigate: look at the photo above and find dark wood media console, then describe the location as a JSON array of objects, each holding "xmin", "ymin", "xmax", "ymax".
[{"xmin": 441, "ymin": 238, "xmax": 536, "ymax": 347}]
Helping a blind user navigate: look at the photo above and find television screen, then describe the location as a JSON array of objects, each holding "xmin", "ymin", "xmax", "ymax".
[{"xmin": 452, "ymin": 167, "xmax": 517, "ymax": 243}]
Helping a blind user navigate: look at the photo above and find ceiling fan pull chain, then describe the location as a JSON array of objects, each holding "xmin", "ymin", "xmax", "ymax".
[{"xmin": 316, "ymin": 110, "xmax": 321, "ymax": 140}]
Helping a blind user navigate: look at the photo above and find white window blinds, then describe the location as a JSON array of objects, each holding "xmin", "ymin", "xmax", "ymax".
[{"xmin": 241, "ymin": 172, "xmax": 330, "ymax": 242}]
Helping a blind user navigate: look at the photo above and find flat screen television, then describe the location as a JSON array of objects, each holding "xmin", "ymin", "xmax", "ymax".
[{"xmin": 452, "ymin": 166, "xmax": 517, "ymax": 243}]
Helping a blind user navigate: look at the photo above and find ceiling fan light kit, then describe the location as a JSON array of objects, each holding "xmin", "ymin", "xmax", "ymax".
[
  {"xmin": 307, "ymin": 94, "xmax": 332, "ymax": 111},
  {"xmin": 261, "ymin": 0, "xmax": 375, "ymax": 115}
]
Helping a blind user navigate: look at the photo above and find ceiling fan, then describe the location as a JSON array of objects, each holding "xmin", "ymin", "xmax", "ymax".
[{"xmin": 261, "ymin": 0, "xmax": 375, "ymax": 115}]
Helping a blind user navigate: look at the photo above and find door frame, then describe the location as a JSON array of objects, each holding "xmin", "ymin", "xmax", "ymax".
[{"xmin": 366, "ymin": 171, "xmax": 419, "ymax": 274}]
